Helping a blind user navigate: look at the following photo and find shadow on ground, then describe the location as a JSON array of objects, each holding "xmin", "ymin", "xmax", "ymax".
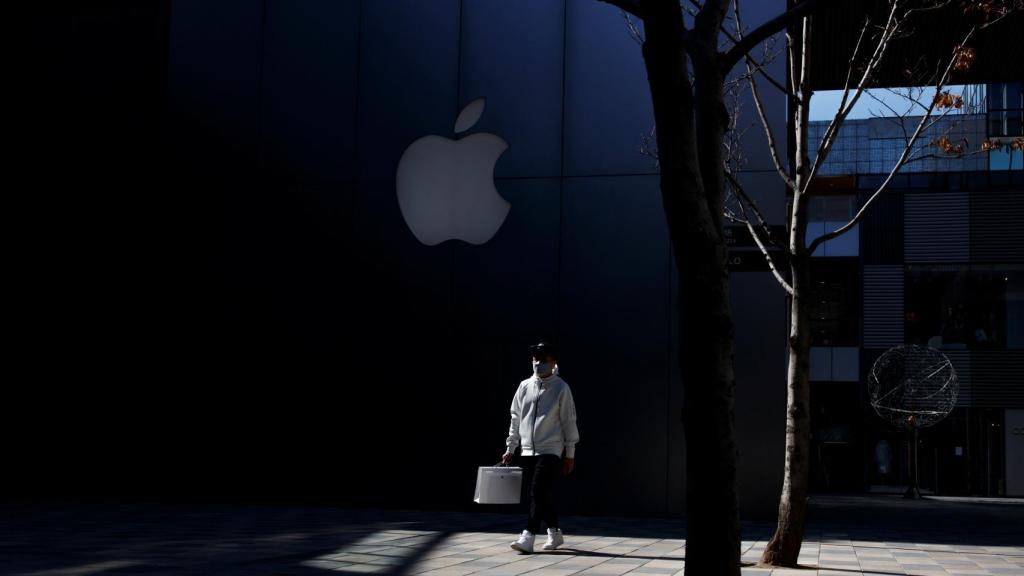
[{"xmin": 2, "ymin": 495, "xmax": 1021, "ymax": 575}]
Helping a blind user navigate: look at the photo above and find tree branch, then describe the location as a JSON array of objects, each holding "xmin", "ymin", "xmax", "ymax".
[
  {"xmin": 687, "ymin": 0, "xmax": 741, "ymax": 47},
  {"xmin": 747, "ymin": 49, "xmax": 796, "ymax": 101},
  {"xmin": 721, "ymin": 0, "xmax": 823, "ymax": 72},
  {"xmin": 606, "ymin": 0, "xmax": 700, "ymax": 53},
  {"xmin": 725, "ymin": 170, "xmax": 794, "ymax": 295},
  {"xmin": 733, "ymin": 0, "xmax": 796, "ymax": 190},
  {"xmin": 834, "ymin": 16, "xmax": 872, "ymax": 119},
  {"xmin": 807, "ymin": 26, "xmax": 977, "ymax": 255},
  {"xmin": 623, "ymin": 11, "xmax": 645, "ymax": 44},
  {"xmin": 729, "ymin": 33, "xmax": 785, "ymax": 90},
  {"xmin": 978, "ymin": 3, "xmax": 1023, "ymax": 30},
  {"xmin": 803, "ymin": 1, "xmax": 901, "ymax": 195},
  {"xmin": 724, "ymin": 168, "xmax": 774, "ymax": 240},
  {"xmin": 865, "ymin": 89, "xmax": 913, "ymax": 146},
  {"xmin": 904, "ymin": 146, "xmax": 990, "ymax": 165}
]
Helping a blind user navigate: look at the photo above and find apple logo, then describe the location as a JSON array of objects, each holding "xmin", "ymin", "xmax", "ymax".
[{"xmin": 396, "ymin": 98, "xmax": 510, "ymax": 246}]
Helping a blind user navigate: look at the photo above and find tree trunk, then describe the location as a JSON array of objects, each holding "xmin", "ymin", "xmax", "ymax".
[
  {"xmin": 763, "ymin": 14, "xmax": 813, "ymax": 567},
  {"xmin": 641, "ymin": 2, "xmax": 740, "ymax": 575},
  {"xmin": 761, "ymin": 255, "xmax": 812, "ymax": 567}
]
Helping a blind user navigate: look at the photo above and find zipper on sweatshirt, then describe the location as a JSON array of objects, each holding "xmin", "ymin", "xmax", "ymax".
[{"xmin": 531, "ymin": 380, "xmax": 541, "ymax": 455}]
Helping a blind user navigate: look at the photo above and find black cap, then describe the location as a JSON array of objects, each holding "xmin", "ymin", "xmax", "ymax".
[{"xmin": 529, "ymin": 342, "xmax": 557, "ymax": 359}]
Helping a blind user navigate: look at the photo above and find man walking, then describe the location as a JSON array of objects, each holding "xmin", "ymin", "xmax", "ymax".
[{"xmin": 502, "ymin": 342, "xmax": 579, "ymax": 554}]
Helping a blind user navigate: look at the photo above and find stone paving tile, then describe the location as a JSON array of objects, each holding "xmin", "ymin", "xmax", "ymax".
[
  {"xmin": 822, "ymin": 548, "xmax": 858, "ymax": 555},
  {"xmin": 936, "ymin": 560, "xmax": 985, "ymax": 567},
  {"xmin": 417, "ymin": 555, "xmax": 480, "ymax": 566},
  {"xmin": 5, "ymin": 501, "xmax": 1024, "ymax": 576},
  {"xmin": 595, "ymin": 546, "xmax": 643, "ymax": 556},
  {"xmin": 858, "ymin": 561, "xmax": 906, "ymax": 573},
  {"xmin": 618, "ymin": 561, "xmax": 675, "ymax": 569},
  {"xmin": 856, "ymin": 552, "xmax": 896, "ymax": 560},
  {"xmin": 424, "ymin": 550, "xmax": 480, "ymax": 560},
  {"xmin": 471, "ymin": 564, "xmax": 548, "ymax": 576},
  {"xmin": 636, "ymin": 559, "xmax": 683, "ymax": 570},
  {"xmin": 819, "ymin": 560, "xmax": 862, "ymax": 569},
  {"xmin": 634, "ymin": 544, "xmax": 680, "ymax": 553},
  {"xmin": 337, "ymin": 563, "xmax": 391, "ymax": 573},
  {"xmin": 552, "ymin": 556, "xmax": 613, "ymax": 569},
  {"xmin": 572, "ymin": 558, "xmax": 646, "ymax": 574},
  {"xmin": 662, "ymin": 549, "xmax": 686, "ymax": 559},
  {"xmin": 769, "ymin": 569, "xmax": 811, "ymax": 576},
  {"xmin": 528, "ymin": 565, "xmax": 593, "ymax": 573},
  {"xmin": 900, "ymin": 563, "xmax": 945, "ymax": 571},
  {"xmin": 417, "ymin": 566, "xmax": 488, "ymax": 576}
]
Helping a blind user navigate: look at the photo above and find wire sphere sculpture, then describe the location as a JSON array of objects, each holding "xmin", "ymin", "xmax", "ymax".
[{"xmin": 868, "ymin": 345, "xmax": 958, "ymax": 430}]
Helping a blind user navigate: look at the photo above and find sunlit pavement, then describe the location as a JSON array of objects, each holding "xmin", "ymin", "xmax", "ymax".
[{"xmin": 3, "ymin": 496, "xmax": 1022, "ymax": 576}]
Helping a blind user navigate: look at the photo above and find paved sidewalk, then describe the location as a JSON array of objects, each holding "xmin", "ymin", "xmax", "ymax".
[{"xmin": 3, "ymin": 496, "xmax": 1022, "ymax": 576}]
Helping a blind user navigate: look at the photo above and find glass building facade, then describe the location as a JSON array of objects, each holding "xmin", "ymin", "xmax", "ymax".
[{"xmin": 805, "ymin": 83, "xmax": 1024, "ymax": 497}]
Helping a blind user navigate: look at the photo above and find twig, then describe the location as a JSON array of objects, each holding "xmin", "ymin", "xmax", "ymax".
[
  {"xmin": 807, "ymin": 26, "xmax": 978, "ymax": 254},
  {"xmin": 726, "ymin": 170, "xmax": 794, "ymax": 294}
]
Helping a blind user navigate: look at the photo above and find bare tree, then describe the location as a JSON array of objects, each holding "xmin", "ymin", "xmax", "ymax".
[
  {"xmin": 719, "ymin": 0, "xmax": 1021, "ymax": 567},
  {"xmin": 599, "ymin": 0, "xmax": 1019, "ymax": 573},
  {"xmin": 595, "ymin": 1, "xmax": 824, "ymax": 575}
]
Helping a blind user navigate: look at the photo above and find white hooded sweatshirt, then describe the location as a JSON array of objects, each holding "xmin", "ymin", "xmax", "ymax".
[{"xmin": 505, "ymin": 367, "xmax": 579, "ymax": 458}]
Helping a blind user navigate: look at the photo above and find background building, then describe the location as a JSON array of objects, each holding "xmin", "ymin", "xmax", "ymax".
[
  {"xmin": 14, "ymin": 0, "xmax": 792, "ymax": 518},
  {"xmin": 805, "ymin": 82, "xmax": 1024, "ymax": 496},
  {"xmin": 12, "ymin": 1, "xmax": 1021, "ymax": 515}
]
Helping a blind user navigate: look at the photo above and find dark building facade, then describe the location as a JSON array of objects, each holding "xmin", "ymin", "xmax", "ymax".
[
  {"xmin": 16, "ymin": 1, "xmax": 1019, "ymax": 518},
  {"xmin": 161, "ymin": 0, "xmax": 797, "ymax": 518},
  {"xmin": 15, "ymin": 0, "xmax": 796, "ymax": 519}
]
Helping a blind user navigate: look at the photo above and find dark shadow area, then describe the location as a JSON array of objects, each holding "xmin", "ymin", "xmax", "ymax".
[
  {"xmin": 3, "ymin": 496, "xmax": 1022, "ymax": 575},
  {"xmin": 0, "ymin": 503, "xmax": 524, "ymax": 576},
  {"xmin": 804, "ymin": 494, "xmax": 1024, "ymax": 547},
  {"xmin": 483, "ymin": 494, "xmax": 1024, "ymax": 548},
  {"xmin": 801, "ymin": 569, "xmax": 944, "ymax": 576},
  {"xmin": 542, "ymin": 550, "xmax": 684, "ymax": 561}
]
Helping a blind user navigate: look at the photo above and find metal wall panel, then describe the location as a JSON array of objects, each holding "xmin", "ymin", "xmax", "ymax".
[
  {"xmin": 904, "ymin": 192, "xmax": 969, "ymax": 263},
  {"xmin": 863, "ymin": 265, "xmax": 904, "ymax": 349},
  {"xmin": 860, "ymin": 189, "xmax": 904, "ymax": 264},
  {"xmin": 971, "ymin": 190, "xmax": 1024, "ymax": 262},
  {"xmin": 946, "ymin": 350, "xmax": 972, "ymax": 407},
  {"xmin": 969, "ymin": 351, "xmax": 1024, "ymax": 408},
  {"xmin": 461, "ymin": 0, "xmax": 564, "ymax": 179},
  {"xmin": 558, "ymin": 175, "xmax": 671, "ymax": 516}
]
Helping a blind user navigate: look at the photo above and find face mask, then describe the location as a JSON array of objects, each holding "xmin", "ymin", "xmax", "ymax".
[{"xmin": 533, "ymin": 360, "xmax": 553, "ymax": 377}]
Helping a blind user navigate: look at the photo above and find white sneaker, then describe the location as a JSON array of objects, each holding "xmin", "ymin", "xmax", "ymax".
[
  {"xmin": 542, "ymin": 528, "xmax": 564, "ymax": 550},
  {"xmin": 510, "ymin": 530, "xmax": 535, "ymax": 553}
]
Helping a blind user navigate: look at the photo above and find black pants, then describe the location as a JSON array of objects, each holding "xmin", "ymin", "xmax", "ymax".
[{"xmin": 524, "ymin": 454, "xmax": 561, "ymax": 534}]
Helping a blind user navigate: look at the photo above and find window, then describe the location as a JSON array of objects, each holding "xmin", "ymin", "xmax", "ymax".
[
  {"xmin": 987, "ymin": 82, "xmax": 1023, "ymax": 137},
  {"xmin": 987, "ymin": 83, "xmax": 1023, "ymax": 171},
  {"xmin": 808, "ymin": 195, "xmax": 858, "ymax": 257},
  {"xmin": 905, "ymin": 265, "xmax": 1024, "ymax": 350},
  {"xmin": 809, "ymin": 258, "xmax": 861, "ymax": 347}
]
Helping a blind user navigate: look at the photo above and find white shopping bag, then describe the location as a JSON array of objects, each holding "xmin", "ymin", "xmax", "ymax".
[{"xmin": 474, "ymin": 466, "xmax": 522, "ymax": 504}]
